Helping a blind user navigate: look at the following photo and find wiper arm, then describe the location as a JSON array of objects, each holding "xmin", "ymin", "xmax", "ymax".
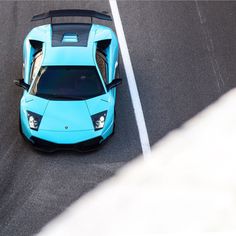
[
  {"xmin": 36, "ymin": 93, "xmax": 86, "ymax": 100},
  {"xmin": 51, "ymin": 95, "xmax": 86, "ymax": 100}
]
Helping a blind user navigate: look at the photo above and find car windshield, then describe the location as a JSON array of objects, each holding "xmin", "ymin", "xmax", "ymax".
[{"xmin": 30, "ymin": 66, "xmax": 105, "ymax": 100}]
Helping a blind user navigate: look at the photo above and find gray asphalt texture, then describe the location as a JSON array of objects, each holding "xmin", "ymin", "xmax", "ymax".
[
  {"xmin": 119, "ymin": 0, "xmax": 236, "ymax": 145},
  {"xmin": 0, "ymin": 1, "xmax": 236, "ymax": 235}
]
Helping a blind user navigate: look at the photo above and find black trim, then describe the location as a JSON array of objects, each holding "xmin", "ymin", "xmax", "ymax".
[
  {"xmin": 29, "ymin": 40, "xmax": 43, "ymax": 51},
  {"xmin": 31, "ymin": 9, "xmax": 112, "ymax": 22},
  {"xmin": 29, "ymin": 136, "xmax": 103, "ymax": 153}
]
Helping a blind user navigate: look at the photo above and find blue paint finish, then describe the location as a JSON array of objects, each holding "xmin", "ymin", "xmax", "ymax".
[
  {"xmin": 86, "ymin": 94, "xmax": 111, "ymax": 115},
  {"xmin": 19, "ymin": 20, "xmax": 119, "ymax": 149},
  {"xmin": 31, "ymin": 129, "xmax": 102, "ymax": 144},
  {"xmin": 24, "ymin": 94, "xmax": 49, "ymax": 115},
  {"xmin": 43, "ymin": 46, "xmax": 94, "ymax": 66},
  {"xmin": 40, "ymin": 100, "xmax": 93, "ymax": 131}
]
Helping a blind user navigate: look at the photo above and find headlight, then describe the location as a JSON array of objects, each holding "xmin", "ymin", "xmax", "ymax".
[
  {"xmin": 91, "ymin": 111, "xmax": 107, "ymax": 131},
  {"xmin": 27, "ymin": 111, "xmax": 42, "ymax": 131}
]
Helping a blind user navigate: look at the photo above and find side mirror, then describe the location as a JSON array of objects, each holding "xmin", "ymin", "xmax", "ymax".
[
  {"xmin": 106, "ymin": 78, "xmax": 122, "ymax": 91},
  {"xmin": 14, "ymin": 79, "xmax": 30, "ymax": 91}
]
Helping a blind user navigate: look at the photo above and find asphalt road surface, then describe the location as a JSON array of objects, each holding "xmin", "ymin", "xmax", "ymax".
[{"xmin": 1, "ymin": 1, "xmax": 236, "ymax": 235}]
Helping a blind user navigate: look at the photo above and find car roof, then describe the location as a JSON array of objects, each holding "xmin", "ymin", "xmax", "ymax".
[{"xmin": 42, "ymin": 44, "xmax": 94, "ymax": 66}]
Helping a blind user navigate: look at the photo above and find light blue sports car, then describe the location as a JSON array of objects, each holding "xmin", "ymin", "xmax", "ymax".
[{"xmin": 14, "ymin": 9, "xmax": 121, "ymax": 152}]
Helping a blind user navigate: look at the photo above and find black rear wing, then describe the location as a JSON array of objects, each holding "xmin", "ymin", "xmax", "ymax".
[{"xmin": 31, "ymin": 9, "xmax": 112, "ymax": 23}]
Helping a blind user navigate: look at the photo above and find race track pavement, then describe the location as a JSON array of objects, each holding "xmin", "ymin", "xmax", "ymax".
[{"xmin": 1, "ymin": 1, "xmax": 236, "ymax": 235}]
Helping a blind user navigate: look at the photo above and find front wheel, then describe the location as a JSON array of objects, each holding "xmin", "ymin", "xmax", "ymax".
[{"xmin": 19, "ymin": 110, "xmax": 23, "ymax": 136}]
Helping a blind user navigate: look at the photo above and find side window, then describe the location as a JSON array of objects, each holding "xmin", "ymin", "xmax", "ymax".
[
  {"xmin": 96, "ymin": 50, "xmax": 107, "ymax": 84},
  {"xmin": 30, "ymin": 51, "xmax": 43, "ymax": 84}
]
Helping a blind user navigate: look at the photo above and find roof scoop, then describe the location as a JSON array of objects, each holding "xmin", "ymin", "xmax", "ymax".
[
  {"xmin": 62, "ymin": 33, "xmax": 79, "ymax": 43},
  {"xmin": 52, "ymin": 24, "xmax": 91, "ymax": 47}
]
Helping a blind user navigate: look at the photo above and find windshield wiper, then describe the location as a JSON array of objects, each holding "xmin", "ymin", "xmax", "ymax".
[
  {"xmin": 36, "ymin": 93, "xmax": 87, "ymax": 100},
  {"xmin": 50, "ymin": 95, "xmax": 86, "ymax": 100}
]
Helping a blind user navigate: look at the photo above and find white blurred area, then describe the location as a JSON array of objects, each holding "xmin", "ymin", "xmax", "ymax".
[{"xmin": 38, "ymin": 89, "xmax": 236, "ymax": 236}]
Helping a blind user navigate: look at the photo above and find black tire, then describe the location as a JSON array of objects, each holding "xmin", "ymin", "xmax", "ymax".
[{"xmin": 19, "ymin": 109, "xmax": 23, "ymax": 136}]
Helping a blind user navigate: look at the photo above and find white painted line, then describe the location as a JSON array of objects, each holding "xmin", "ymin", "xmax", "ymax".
[{"xmin": 109, "ymin": 0, "xmax": 151, "ymax": 158}]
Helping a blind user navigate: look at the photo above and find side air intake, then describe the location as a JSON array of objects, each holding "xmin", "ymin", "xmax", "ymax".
[{"xmin": 29, "ymin": 40, "xmax": 43, "ymax": 51}]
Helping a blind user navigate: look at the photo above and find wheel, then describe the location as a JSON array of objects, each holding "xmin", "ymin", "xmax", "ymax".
[{"xmin": 19, "ymin": 110, "xmax": 23, "ymax": 136}]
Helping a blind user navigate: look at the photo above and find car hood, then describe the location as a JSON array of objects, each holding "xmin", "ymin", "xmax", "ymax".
[
  {"xmin": 40, "ymin": 100, "xmax": 93, "ymax": 131},
  {"xmin": 25, "ymin": 94, "xmax": 110, "ymax": 132}
]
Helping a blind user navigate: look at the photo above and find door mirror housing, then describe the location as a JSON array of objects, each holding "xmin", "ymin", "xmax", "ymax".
[
  {"xmin": 14, "ymin": 79, "xmax": 30, "ymax": 91},
  {"xmin": 106, "ymin": 78, "xmax": 122, "ymax": 91}
]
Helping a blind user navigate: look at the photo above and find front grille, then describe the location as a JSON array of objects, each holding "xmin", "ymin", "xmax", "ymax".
[{"xmin": 30, "ymin": 136, "xmax": 103, "ymax": 152}]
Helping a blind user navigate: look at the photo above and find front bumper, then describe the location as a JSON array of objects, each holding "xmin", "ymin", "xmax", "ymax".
[
  {"xmin": 20, "ymin": 109, "xmax": 114, "ymax": 152},
  {"xmin": 21, "ymin": 123, "xmax": 114, "ymax": 152},
  {"xmin": 29, "ymin": 136, "xmax": 103, "ymax": 152}
]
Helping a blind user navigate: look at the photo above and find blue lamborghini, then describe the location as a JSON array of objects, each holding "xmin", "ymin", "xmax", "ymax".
[{"xmin": 14, "ymin": 9, "xmax": 121, "ymax": 152}]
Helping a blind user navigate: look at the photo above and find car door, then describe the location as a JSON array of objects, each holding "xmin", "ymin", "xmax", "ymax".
[{"xmin": 96, "ymin": 50, "xmax": 108, "ymax": 85}]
